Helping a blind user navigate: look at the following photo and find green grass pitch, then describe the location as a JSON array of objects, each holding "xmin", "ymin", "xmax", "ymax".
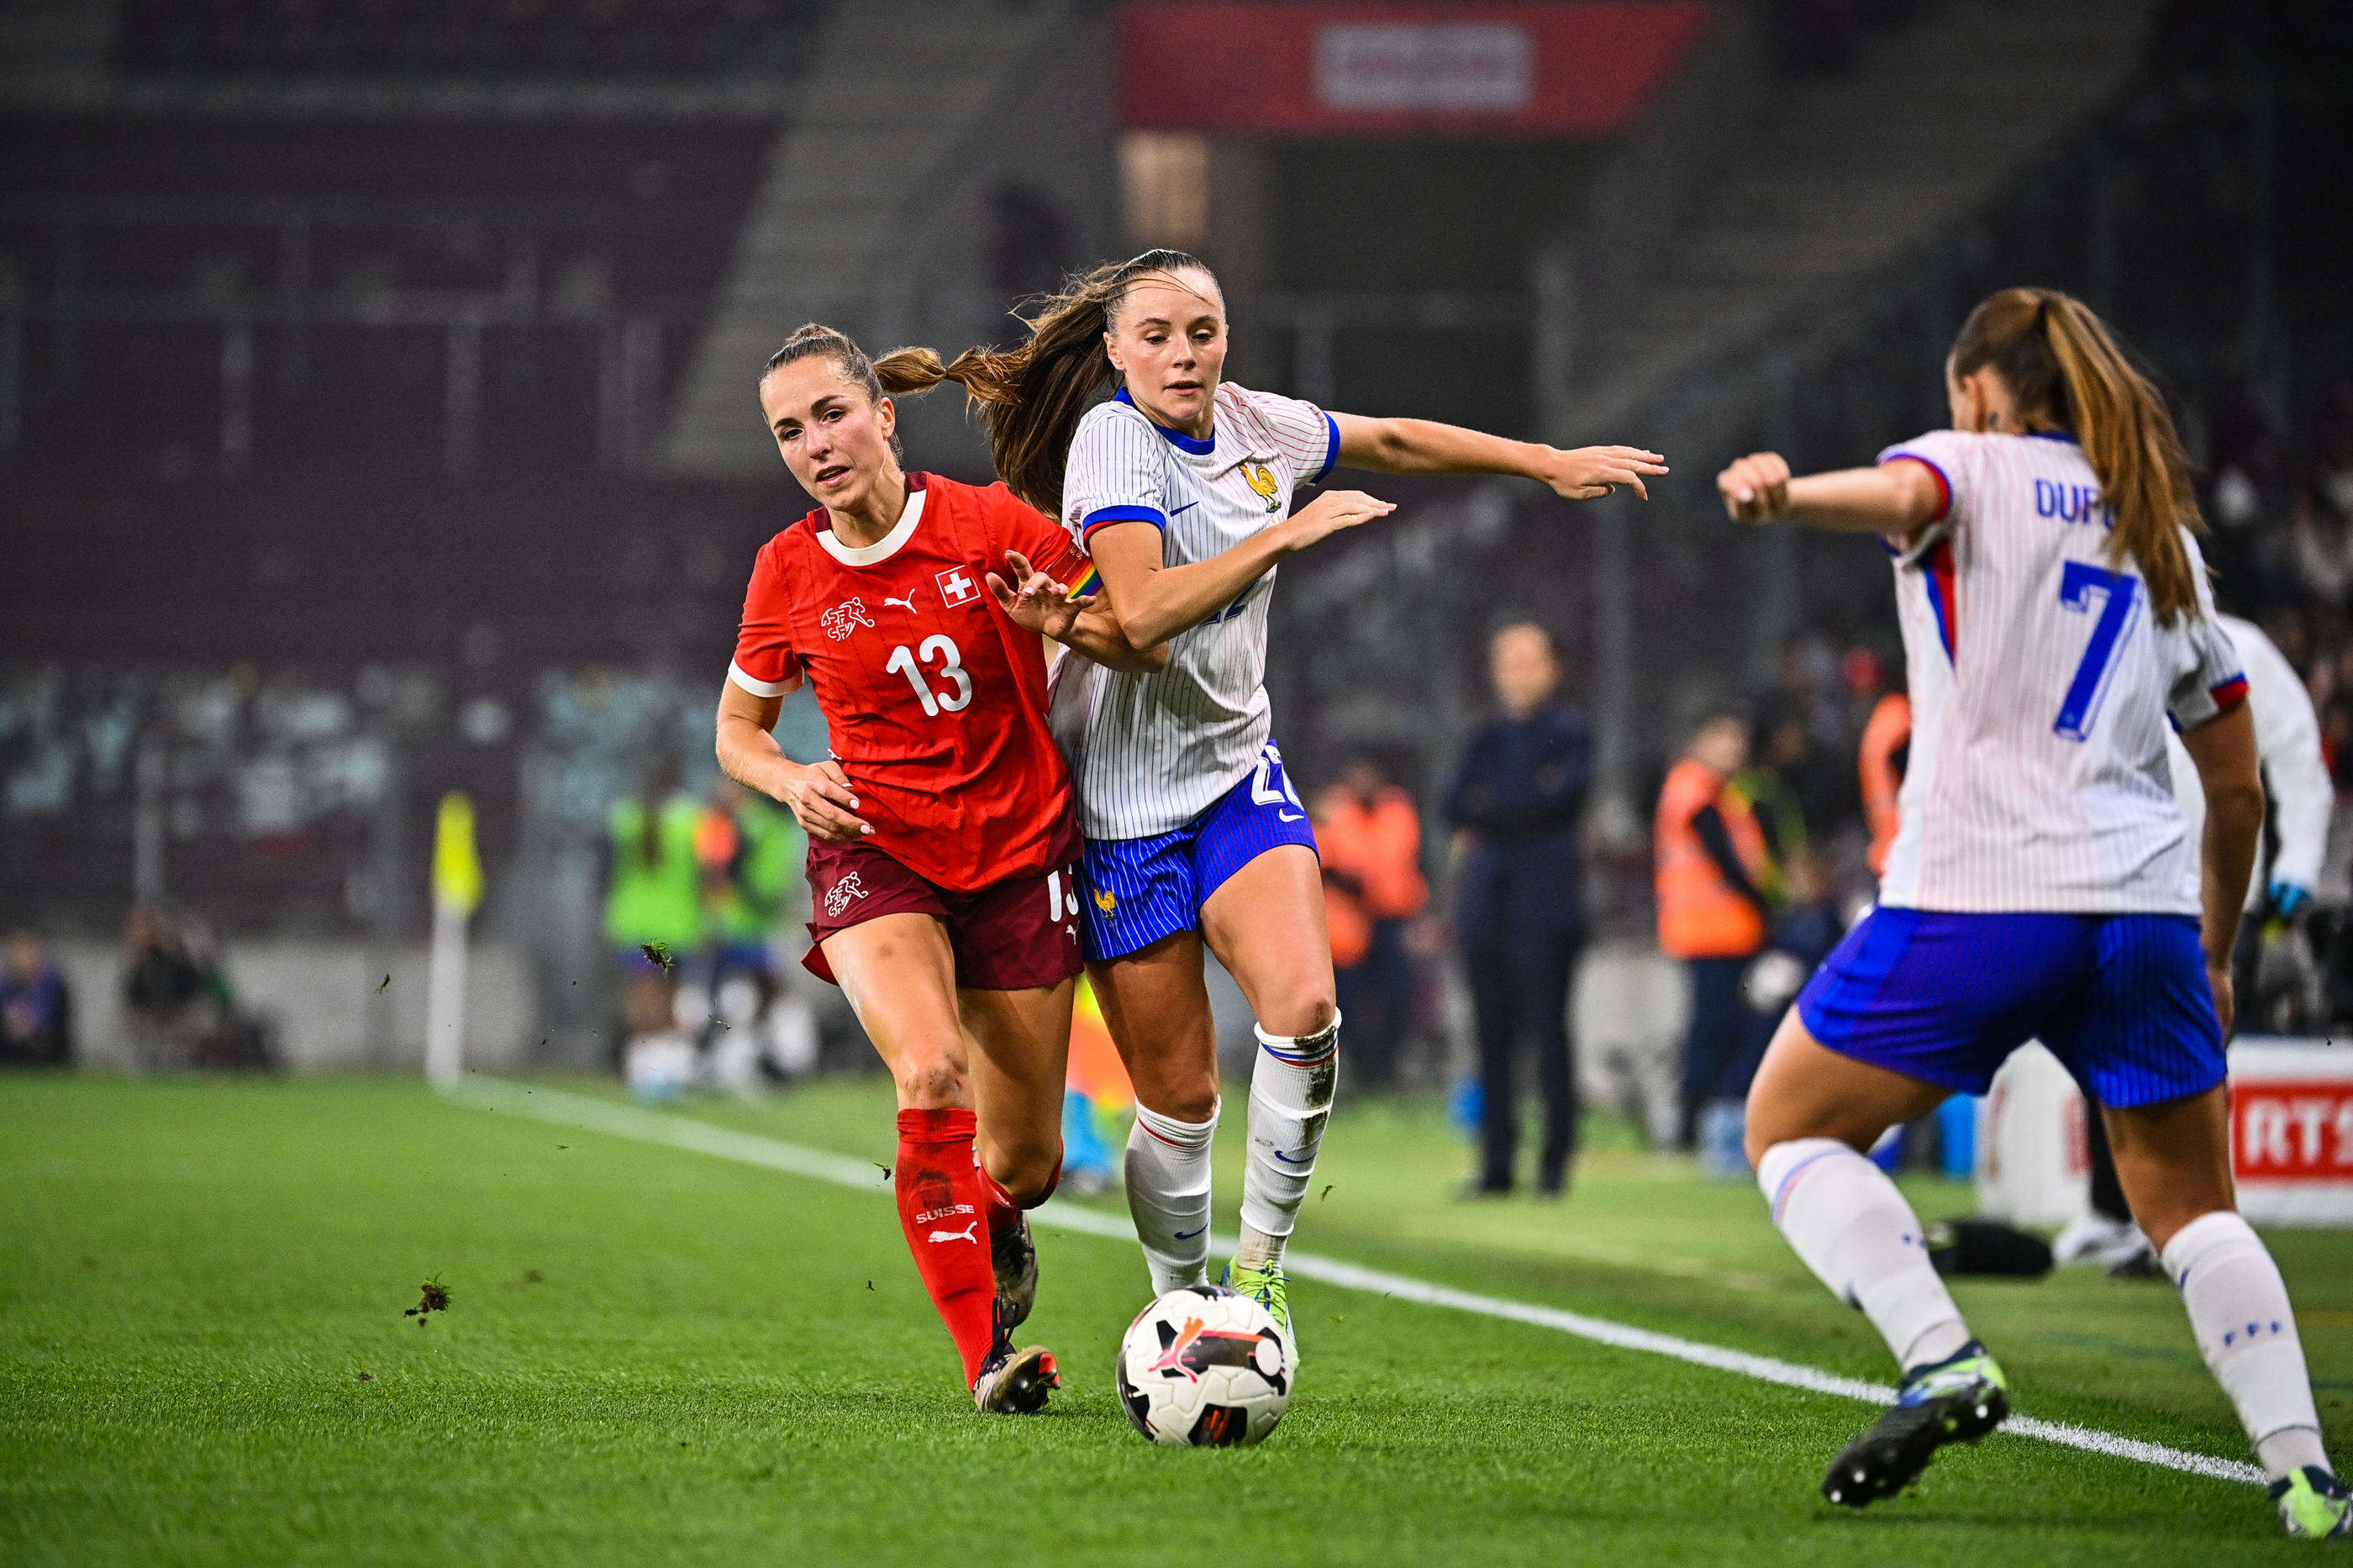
[{"xmin": 3, "ymin": 1072, "xmax": 2346, "ymax": 1565}]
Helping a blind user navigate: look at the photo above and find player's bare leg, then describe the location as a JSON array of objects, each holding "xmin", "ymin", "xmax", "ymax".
[
  {"xmin": 2106, "ymin": 1089, "xmax": 2342, "ymax": 1529},
  {"xmin": 824, "ymin": 914, "xmax": 1058, "ymax": 1410},
  {"xmin": 1746, "ymin": 1013, "xmax": 2008, "ymax": 1507},
  {"xmin": 961, "ymin": 977, "xmax": 1077, "ymax": 1328},
  {"xmin": 1090, "ymin": 933, "xmax": 1222, "ymax": 1292},
  {"xmin": 1198, "ymin": 844, "xmax": 1338, "ymax": 1343}
]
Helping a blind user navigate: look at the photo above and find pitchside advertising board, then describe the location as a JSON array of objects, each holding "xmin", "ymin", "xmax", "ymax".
[
  {"xmin": 1980, "ymin": 1039, "xmax": 2353, "ymax": 1229},
  {"xmin": 1117, "ymin": 2, "xmax": 1717, "ymax": 138}
]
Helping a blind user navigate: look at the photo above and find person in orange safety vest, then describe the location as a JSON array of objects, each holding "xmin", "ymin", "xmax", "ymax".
[
  {"xmin": 1316, "ymin": 755, "xmax": 1429, "ymax": 1087},
  {"xmin": 1656, "ymin": 710, "xmax": 1774, "ymax": 1146},
  {"xmin": 1859, "ymin": 691, "xmax": 1911, "ymax": 877}
]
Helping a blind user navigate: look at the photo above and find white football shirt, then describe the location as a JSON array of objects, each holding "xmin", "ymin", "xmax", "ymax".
[
  {"xmin": 2166, "ymin": 613, "xmax": 2333, "ymax": 909},
  {"xmin": 1874, "ymin": 429, "xmax": 2245, "ymax": 913},
  {"xmin": 1050, "ymin": 381, "xmax": 1338, "ymax": 839}
]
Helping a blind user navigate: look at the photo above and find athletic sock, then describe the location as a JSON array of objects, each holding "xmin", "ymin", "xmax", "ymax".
[
  {"xmin": 978, "ymin": 1154, "xmax": 1064, "ymax": 1243},
  {"xmin": 980, "ymin": 1170, "xmax": 1020, "ymax": 1242},
  {"xmin": 1756, "ymin": 1137, "xmax": 1972, "ymax": 1371},
  {"xmin": 1126, "ymin": 1099, "xmax": 1219, "ymax": 1293},
  {"xmin": 2161, "ymin": 1209, "xmax": 2331, "ymax": 1480},
  {"xmin": 1237, "ymin": 1014, "xmax": 1340, "ymax": 1269},
  {"xmin": 893, "ymin": 1108, "xmax": 999, "ymax": 1386}
]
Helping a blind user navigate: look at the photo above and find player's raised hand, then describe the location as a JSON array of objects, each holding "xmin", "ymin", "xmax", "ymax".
[
  {"xmin": 1280, "ymin": 490, "xmax": 1395, "ymax": 553},
  {"xmin": 776, "ymin": 758, "xmax": 871, "ymax": 842},
  {"xmin": 1543, "ymin": 445, "xmax": 1669, "ymax": 502},
  {"xmin": 1719, "ymin": 451, "xmax": 1793, "ymax": 524},
  {"xmin": 987, "ymin": 550, "xmax": 1090, "ymax": 639}
]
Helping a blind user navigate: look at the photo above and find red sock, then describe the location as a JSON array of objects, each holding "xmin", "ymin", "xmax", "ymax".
[
  {"xmin": 980, "ymin": 1152, "xmax": 1063, "ymax": 1237},
  {"xmin": 980, "ymin": 1169, "xmax": 1021, "ymax": 1241},
  {"xmin": 894, "ymin": 1108, "xmax": 998, "ymax": 1386}
]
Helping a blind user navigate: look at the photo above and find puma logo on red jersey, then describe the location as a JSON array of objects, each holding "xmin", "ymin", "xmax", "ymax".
[
  {"xmin": 821, "ymin": 597, "xmax": 875, "ymax": 640},
  {"xmin": 883, "ymin": 593, "xmax": 919, "ymax": 613}
]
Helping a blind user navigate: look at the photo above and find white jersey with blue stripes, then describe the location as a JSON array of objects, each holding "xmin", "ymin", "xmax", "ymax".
[
  {"xmin": 1874, "ymin": 429, "xmax": 2245, "ymax": 914},
  {"xmin": 1050, "ymin": 381, "xmax": 1338, "ymax": 840}
]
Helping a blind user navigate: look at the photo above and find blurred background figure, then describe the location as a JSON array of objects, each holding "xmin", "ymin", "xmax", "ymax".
[
  {"xmin": 121, "ymin": 907, "xmax": 268, "ymax": 1071},
  {"xmin": 692, "ymin": 776, "xmax": 807, "ymax": 1092},
  {"xmin": 1313, "ymin": 755, "xmax": 1428, "ymax": 1089},
  {"xmin": 1, "ymin": 930, "xmax": 72, "ymax": 1066},
  {"xmin": 1445, "ymin": 622, "xmax": 1592, "ymax": 1197},
  {"xmin": 1655, "ymin": 711, "xmax": 1771, "ymax": 1150},
  {"xmin": 1061, "ymin": 976, "xmax": 1134, "ymax": 1199},
  {"xmin": 605, "ymin": 760, "xmax": 703, "ymax": 1100},
  {"xmin": 1859, "ymin": 686, "xmax": 1913, "ymax": 881}
]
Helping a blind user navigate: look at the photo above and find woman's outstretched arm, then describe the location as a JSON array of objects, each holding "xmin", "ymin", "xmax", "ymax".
[
  {"xmin": 1085, "ymin": 490, "xmax": 1397, "ymax": 648},
  {"xmin": 1332, "ymin": 412, "xmax": 1666, "ymax": 500},
  {"xmin": 1718, "ymin": 450, "xmax": 1946, "ymax": 537}
]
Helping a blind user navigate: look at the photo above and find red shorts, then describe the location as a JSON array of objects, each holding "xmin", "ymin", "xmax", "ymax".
[{"xmin": 803, "ymin": 838, "xmax": 1083, "ymax": 992}]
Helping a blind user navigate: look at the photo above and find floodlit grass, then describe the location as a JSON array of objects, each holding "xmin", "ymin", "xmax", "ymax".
[{"xmin": 1, "ymin": 1072, "xmax": 2345, "ymax": 1566}]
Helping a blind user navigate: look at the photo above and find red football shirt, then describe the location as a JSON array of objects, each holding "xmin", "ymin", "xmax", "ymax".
[{"xmin": 729, "ymin": 472, "xmax": 1097, "ymax": 892}]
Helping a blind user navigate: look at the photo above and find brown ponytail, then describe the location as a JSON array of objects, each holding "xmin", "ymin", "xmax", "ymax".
[
  {"xmin": 891, "ymin": 250, "xmax": 1219, "ymax": 516},
  {"xmin": 1948, "ymin": 287, "xmax": 2206, "ymax": 624}
]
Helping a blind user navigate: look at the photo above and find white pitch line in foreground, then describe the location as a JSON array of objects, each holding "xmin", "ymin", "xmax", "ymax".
[{"xmin": 447, "ymin": 1076, "xmax": 2264, "ymax": 1488}]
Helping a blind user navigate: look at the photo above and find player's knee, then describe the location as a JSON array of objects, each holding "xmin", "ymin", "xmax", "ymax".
[
  {"xmin": 1145, "ymin": 1074, "xmax": 1220, "ymax": 1126},
  {"xmin": 892, "ymin": 1047, "xmax": 966, "ymax": 1108},
  {"xmin": 989, "ymin": 1139, "xmax": 1064, "ymax": 1207},
  {"xmin": 1258, "ymin": 990, "xmax": 1337, "ymax": 1044}
]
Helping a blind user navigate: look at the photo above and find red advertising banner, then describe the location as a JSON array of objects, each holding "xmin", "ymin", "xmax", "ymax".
[
  {"xmin": 2235, "ymin": 1081, "xmax": 2353, "ymax": 1181},
  {"xmin": 1117, "ymin": 2, "xmax": 1717, "ymax": 138}
]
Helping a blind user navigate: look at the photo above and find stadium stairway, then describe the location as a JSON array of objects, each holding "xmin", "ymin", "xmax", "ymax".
[
  {"xmin": 659, "ymin": 0, "xmax": 1079, "ymax": 477},
  {"xmin": 1562, "ymin": 0, "xmax": 2164, "ymax": 438}
]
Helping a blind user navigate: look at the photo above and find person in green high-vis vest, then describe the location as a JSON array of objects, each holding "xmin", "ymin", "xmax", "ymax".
[
  {"xmin": 606, "ymin": 761, "xmax": 704, "ymax": 1091},
  {"xmin": 697, "ymin": 780, "xmax": 805, "ymax": 1071}
]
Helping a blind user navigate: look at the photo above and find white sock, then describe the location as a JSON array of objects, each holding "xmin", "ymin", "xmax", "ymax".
[
  {"xmin": 1757, "ymin": 1138, "xmax": 1971, "ymax": 1371},
  {"xmin": 2161, "ymin": 1209, "xmax": 2330, "ymax": 1480},
  {"xmin": 1126, "ymin": 1097, "xmax": 1218, "ymax": 1293},
  {"xmin": 1236, "ymin": 1014, "xmax": 1340, "ymax": 1269}
]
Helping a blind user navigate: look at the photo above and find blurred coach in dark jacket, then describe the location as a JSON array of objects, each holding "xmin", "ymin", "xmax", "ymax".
[{"xmin": 1445, "ymin": 621, "xmax": 1592, "ymax": 1197}]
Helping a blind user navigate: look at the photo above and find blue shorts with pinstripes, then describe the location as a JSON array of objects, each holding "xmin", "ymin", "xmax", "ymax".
[
  {"xmin": 1077, "ymin": 740, "xmax": 1319, "ymax": 962},
  {"xmin": 1796, "ymin": 908, "xmax": 2225, "ymax": 1108}
]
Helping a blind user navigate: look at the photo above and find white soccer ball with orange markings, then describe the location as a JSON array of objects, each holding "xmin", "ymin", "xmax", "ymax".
[{"xmin": 1114, "ymin": 1283, "xmax": 1293, "ymax": 1447}]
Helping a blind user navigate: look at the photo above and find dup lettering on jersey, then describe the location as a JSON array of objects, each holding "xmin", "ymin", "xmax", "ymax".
[{"xmin": 2034, "ymin": 478, "xmax": 2111, "ymax": 529}]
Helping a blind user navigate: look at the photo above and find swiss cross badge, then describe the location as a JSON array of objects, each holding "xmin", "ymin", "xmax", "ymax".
[{"xmin": 936, "ymin": 566, "xmax": 980, "ymax": 608}]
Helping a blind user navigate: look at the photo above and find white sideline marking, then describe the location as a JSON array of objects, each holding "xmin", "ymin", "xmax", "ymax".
[{"xmin": 447, "ymin": 1077, "xmax": 2265, "ymax": 1488}]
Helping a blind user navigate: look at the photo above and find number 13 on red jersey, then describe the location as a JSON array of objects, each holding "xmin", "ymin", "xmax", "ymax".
[{"xmin": 886, "ymin": 635, "xmax": 973, "ymax": 718}]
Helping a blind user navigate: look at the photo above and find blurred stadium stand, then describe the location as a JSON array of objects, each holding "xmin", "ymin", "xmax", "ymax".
[{"xmin": 4, "ymin": 0, "xmax": 2349, "ymax": 1065}]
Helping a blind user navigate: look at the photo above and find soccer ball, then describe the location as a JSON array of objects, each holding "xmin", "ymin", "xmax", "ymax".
[{"xmin": 1113, "ymin": 1283, "xmax": 1293, "ymax": 1447}]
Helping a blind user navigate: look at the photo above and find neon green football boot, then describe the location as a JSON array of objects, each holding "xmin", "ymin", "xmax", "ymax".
[
  {"xmin": 1221, "ymin": 1259, "xmax": 1294, "ymax": 1355},
  {"xmin": 2271, "ymin": 1466, "xmax": 2352, "ymax": 1539},
  {"xmin": 1823, "ymin": 1340, "xmax": 2010, "ymax": 1508}
]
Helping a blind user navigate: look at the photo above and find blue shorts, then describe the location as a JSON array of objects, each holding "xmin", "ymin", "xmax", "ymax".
[
  {"xmin": 1796, "ymin": 908, "xmax": 2224, "ymax": 1108},
  {"xmin": 1079, "ymin": 740, "xmax": 1319, "ymax": 962}
]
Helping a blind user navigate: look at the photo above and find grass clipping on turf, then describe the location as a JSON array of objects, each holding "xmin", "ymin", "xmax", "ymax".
[{"xmin": 403, "ymin": 1276, "xmax": 452, "ymax": 1326}]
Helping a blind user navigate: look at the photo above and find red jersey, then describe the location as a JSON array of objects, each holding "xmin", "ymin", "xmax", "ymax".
[{"xmin": 729, "ymin": 472, "xmax": 1098, "ymax": 892}]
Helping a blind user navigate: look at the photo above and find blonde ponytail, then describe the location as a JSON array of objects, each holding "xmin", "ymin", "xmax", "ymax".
[{"xmin": 1949, "ymin": 287, "xmax": 2205, "ymax": 624}]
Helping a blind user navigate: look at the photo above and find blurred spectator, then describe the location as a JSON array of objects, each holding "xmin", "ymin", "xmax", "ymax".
[
  {"xmin": 1859, "ymin": 689, "xmax": 1911, "ymax": 877},
  {"xmin": 693, "ymin": 777, "xmax": 804, "ymax": 1090},
  {"xmin": 1656, "ymin": 711, "xmax": 1771, "ymax": 1149},
  {"xmin": 1734, "ymin": 708, "xmax": 1809, "ymax": 883},
  {"xmin": 122, "ymin": 907, "xmax": 266, "ymax": 1069},
  {"xmin": 1061, "ymin": 976, "xmax": 1133, "ymax": 1199},
  {"xmin": 1314, "ymin": 755, "xmax": 1428, "ymax": 1089},
  {"xmin": 1, "ymin": 930, "xmax": 72, "ymax": 1066},
  {"xmin": 1445, "ymin": 622, "xmax": 1592, "ymax": 1197},
  {"xmin": 1700, "ymin": 846, "xmax": 1846, "ymax": 1175},
  {"xmin": 606, "ymin": 760, "xmax": 704, "ymax": 1097}
]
